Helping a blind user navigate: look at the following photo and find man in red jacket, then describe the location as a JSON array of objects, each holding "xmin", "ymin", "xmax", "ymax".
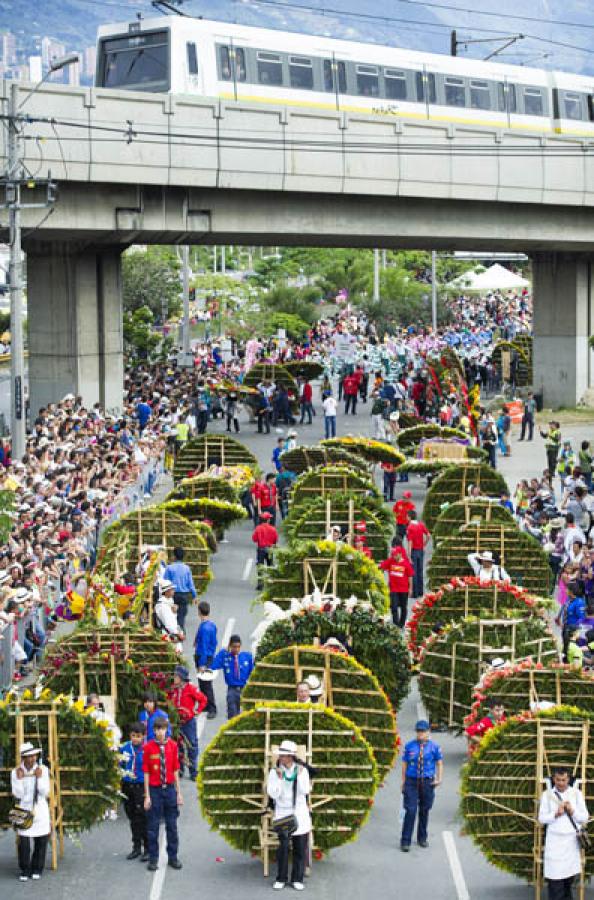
[
  {"xmin": 299, "ymin": 380, "xmax": 314, "ymax": 425},
  {"xmin": 258, "ymin": 473, "xmax": 278, "ymax": 524},
  {"xmin": 252, "ymin": 511, "xmax": 279, "ymax": 589},
  {"xmin": 168, "ymin": 666, "xmax": 207, "ymax": 781},
  {"xmin": 393, "ymin": 490, "xmax": 416, "ymax": 540},
  {"xmin": 380, "ymin": 539, "xmax": 414, "ymax": 627},
  {"xmin": 143, "ymin": 718, "xmax": 182, "ymax": 872},
  {"xmin": 343, "ymin": 373, "xmax": 359, "ymax": 415},
  {"xmin": 406, "ymin": 511, "xmax": 431, "ymax": 598}
]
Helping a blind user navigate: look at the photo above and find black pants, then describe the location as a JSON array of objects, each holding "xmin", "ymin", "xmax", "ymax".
[
  {"xmin": 276, "ymin": 831, "xmax": 308, "ymax": 884},
  {"xmin": 197, "ymin": 410, "xmax": 208, "ymax": 434},
  {"xmin": 548, "ymin": 876, "xmax": 575, "ymax": 900},
  {"xmin": 18, "ymin": 834, "xmax": 49, "ymax": 877},
  {"xmin": 520, "ymin": 414, "xmax": 533, "ymax": 440},
  {"xmin": 174, "ymin": 592, "xmax": 191, "ymax": 632},
  {"xmin": 547, "ymin": 449, "xmax": 558, "ymax": 476},
  {"xmin": 226, "ymin": 413, "xmax": 239, "ymax": 433},
  {"xmin": 390, "ymin": 592, "xmax": 409, "ymax": 628},
  {"xmin": 256, "ymin": 547, "xmax": 272, "ymax": 589},
  {"xmin": 345, "ymin": 394, "xmax": 357, "ymax": 415},
  {"xmin": 121, "ymin": 781, "xmax": 148, "ymax": 851},
  {"xmin": 198, "ymin": 675, "xmax": 217, "ymax": 715}
]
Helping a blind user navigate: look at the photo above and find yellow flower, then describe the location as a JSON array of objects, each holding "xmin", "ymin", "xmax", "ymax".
[{"xmin": 22, "ymin": 689, "xmax": 32, "ymax": 700}]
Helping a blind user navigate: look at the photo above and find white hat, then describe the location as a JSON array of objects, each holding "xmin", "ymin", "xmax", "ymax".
[
  {"xmin": 278, "ymin": 740, "xmax": 298, "ymax": 756},
  {"xmin": 304, "ymin": 674, "xmax": 323, "ymax": 697},
  {"xmin": 490, "ymin": 657, "xmax": 506, "ymax": 669},
  {"xmin": 62, "ymin": 393, "xmax": 75, "ymax": 402},
  {"xmin": 20, "ymin": 741, "xmax": 41, "ymax": 757},
  {"xmin": 159, "ymin": 579, "xmax": 175, "ymax": 594},
  {"xmin": 479, "ymin": 550, "xmax": 494, "ymax": 562},
  {"xmin": 14, "ymin": 587, "xmax": 32, "ymax": 602}
]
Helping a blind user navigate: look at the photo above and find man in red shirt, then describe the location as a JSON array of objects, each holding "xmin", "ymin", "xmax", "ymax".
[
  {"xmin": 168, "ymin": 666, "xmax": 207, "ymax": 781},
  {"xmin": 252, "ymin": 511, "xmax": 279, "ymax": 589},
  {"xmin": 343, "ymin": 373, "xmax": 359, "ymax": 415},
  {"xmin": 465, "ymin": 698, "xmax": 506, "ymax": 753},
  {"xmin": 143, "ymin": 718, "xmax": 183, "ymax": 872},
  {"xmin": 299, "ymin": 380, "xmax": 314, "ymax": 425},
  {"xmin": 380, "ymin": 538, "xmax": 414, "ymax": 627},
  {"xmin": 393, "ymin": 490, "xmax": 416, "ymax": 540},
  {"xmin": 258, "ymin": 473, "xmax": 278, "ymax": 525},
  {"xmin": 406, "ymin": 511, "xmax": 431, "ymax": 598}
]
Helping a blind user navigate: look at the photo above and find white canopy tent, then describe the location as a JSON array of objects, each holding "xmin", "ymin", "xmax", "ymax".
[{"xmin": 445, "ymin": 263, "xmax": 530, "ymax": 294}]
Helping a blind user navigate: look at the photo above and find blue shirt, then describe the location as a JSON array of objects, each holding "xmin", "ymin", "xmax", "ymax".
[
  {"xmin": 272, "ymin": 447, "xmax": 283, "ymax": 472},
  {"xmin": 119, "ymin": 739, "xmax": 145, "ymax": 784},
  {"xmin": 136, "ymin": 401, "xmax": 151, "ymax": 427},
  {"xmin": 402, "ymin": 738, "xmax": 443, "ymax": 780},
  {"xmin": 565, "ymin": 596, "xmax": 586, "ymax": 629},
  {"xmin": 163, "ymin": 561, "xmax": 197, "ymax": 599},
  {"xmin": 211, "ymin": 649, "xmax": 254, "ymax": 687},
  {"xmin": 139, "ymin": 708, "xmax": 171, "ymax": 741},
  {"xmin": 195, "ymin": 619, "xmax": 218, "ymax": 667}
]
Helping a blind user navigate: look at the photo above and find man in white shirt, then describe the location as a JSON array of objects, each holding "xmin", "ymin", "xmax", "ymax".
[
  {"xmin": 538, "ymin": 766, "xmax": 589, "ymax": 900},
  {"xmin": 467, "ymin": 550, "xmax": 510, "ymax": 583},
  {"xmin": 322, "ymin": 394, "xmax": 337, "ymax": 439},
  {"xmin": 11, "ymin": 742, "xmax": 51, "ymax": 881},
  {"xmin": 267, "ymin": 739, "xmax": 311, "ymax": 891}
]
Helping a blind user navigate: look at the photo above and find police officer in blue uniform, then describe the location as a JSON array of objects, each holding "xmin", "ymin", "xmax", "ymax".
[
  {"xmin": 119, "ymin": 722, "xmax": 149, "ymax": 861},
  {"xmin": 210, "ymin": 634, "xmax": 254, "ymax": 719},
  {"xmin": 400, "ymin": 719, "xmax": 443, "ymax": 852}
]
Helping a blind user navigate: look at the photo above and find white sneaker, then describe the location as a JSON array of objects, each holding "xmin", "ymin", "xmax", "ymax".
[
  {"xmin": 273, "ymin": 882, "xmax": 285, "ymax": 890},
  {"xmin": 292, "ymin": 884, "xmax": 304, "ymax": 892},
  {"xmin": 32, "ymin": 874, "xmax": 41, "ymax": 880},
  {"xmin": 19, "ymin": 875, "xmax": 28, "ymax": 882}
]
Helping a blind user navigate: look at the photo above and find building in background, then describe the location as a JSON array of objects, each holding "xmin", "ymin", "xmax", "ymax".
[{"xmin": 28, "ymin": 55, "xmax": 42, "ymax": 82}]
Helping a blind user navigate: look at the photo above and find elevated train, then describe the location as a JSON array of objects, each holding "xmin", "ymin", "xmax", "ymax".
[{"xmin": 95, "ymin": 15, "xmax": 594, "ymax": 136}]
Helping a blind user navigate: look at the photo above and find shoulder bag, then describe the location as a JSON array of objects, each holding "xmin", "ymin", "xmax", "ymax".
[
  {"xmin": 272, "ymin": 771, "xmax": 299, "ymax": 839},
  {"xmin": 554, "ymin": 789, "xmax": 592, "ymax": 851},
  {"xmin": 9, "ymin": 774, "xmax": 38, "ymax": 831}
]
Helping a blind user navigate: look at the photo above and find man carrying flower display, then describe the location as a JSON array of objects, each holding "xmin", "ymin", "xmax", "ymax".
[
  {"xmin": 538, "ymin": 766, "xmax": 589, "ymax": 900},
  {"xmin": 393, "ymin": 491, "xmax": 415, "ymax": 541},
  {"xmin": 400, "ymin": 720, "xmax": 443, "ymax": 853},
  {"xmin": 465, "ymin": 697, "xmax": 506, "ymax": 754}
]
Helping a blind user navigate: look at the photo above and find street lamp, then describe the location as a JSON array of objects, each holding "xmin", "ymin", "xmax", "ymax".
[{"xmin": 6, "ymin": 52, "xmax": 79, "ymax": 459}]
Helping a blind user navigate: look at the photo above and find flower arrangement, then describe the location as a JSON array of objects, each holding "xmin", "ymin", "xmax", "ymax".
[
  {"xmin": 98, "ymin": 508, "xmax": 212, "ymax": 594},
  {"xmin": 283, "ymin": 360, "xmax": 325, "ymax": 380},
  {"xmin": 460, "ymin": 707, "xmax": 594, "ymax": 882},
  {"xmin": 283, "ymin": 491, "xmax": 394, "ymax": 562},
  {"xmin": 242, "ymin": 645, "xmax": 399, "ymax": 780},
  {"xmin": 396, "ymin": 424, "xmax": 470, "ymax": 455},
  {"xmin": 280, "ymin": 445, "xmax": 368, "ymax": 475},
  {"xmin": 173, "ymin": 434, "xmax": 260, "ymax": 483},
  {"xmin": 167, "ymin": 476, "xmax": 239, "ymax": 505},
  {"xmin": 0, "ymin": 693, "xmax": 121, "ymax": 832},
  {"xmin": 464, "ymin": 659, "xmax": 594, "ymax": 728},
  {"xmin": 289, "ymin": 465, "xmax": 379, "ymax": 518},
  {"xmin": 255, "ymin": 600, "xmax": 411, "ymax": 711},
  {"xmin": 258, "ymin": 539, "xmax": 390, "ymax": 614},
  {"xmin": 418, "ymin": 614, "xmax": 559, "ymax": 732},
  {"xmin": 491, "ymin": 337, "xmax": 532, "ymax": 386},
  {"xmin": 198, "ymin": 702, "xmax": 378, "ymax": 854},
  {"xmin": 407, "ymin": 576, "xmax": 553, "ymax": 662},
  {"xmin": 40, "ymin": 648, "xmax": 177, "ymax": 732},
  {"xmin": 427, "ymin": 522, "xmax": 552, "ymax": 596},
  {"xmin": 397, "ymin": 459, "xmax": 457, "ymax": 477},
  {"xmin": 422, "ymin": 464, "xmax": 510, "ymax": 532},
  {"xmin": 321, "ymin": 436, "xmax": 405, "ymax": 467},
  {"xmin": 432, "ymin": 498, "xmax": 516, "ymax": 544},
  {"xmin": 44, "ymin": 623, "xmax": 181, "ymax": 673},
  {"xmin": 159, "ymin": 496, "xmax": 247, "ymax": 540}
]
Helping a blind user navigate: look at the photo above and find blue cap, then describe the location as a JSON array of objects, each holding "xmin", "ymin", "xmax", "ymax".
[
  {"xmin": 415, "ymin": 720, "xmax": 430, "ymax": 731},
  {"xmin": 175, "ymin": 665, "xmax": 190, "ymax": 681}
]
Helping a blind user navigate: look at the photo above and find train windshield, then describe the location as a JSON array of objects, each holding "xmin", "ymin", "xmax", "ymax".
[{"xmin": 98, "ymin": 30, "xmax": 169, "ymax": 91}]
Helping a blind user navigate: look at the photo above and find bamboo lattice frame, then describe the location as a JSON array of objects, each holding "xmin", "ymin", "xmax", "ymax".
[
  {"xmin": 44, "ymin": 626, "xmax": 180, "ymax": 672},
  {"xmin": 289, "ymin": 465, "xmax": 379, "ymax": 515},
  {"xmin": 427, "ymin": 522, "xmax": 552, "ymax": 596},
  {"xmin": 285, "ymin": 496, "xmax": 393, "ymax": 562},
  {"xmin": 279, "ymin": 446, "xmax": 368, "ymax": 476},
  {"xmin": 198, "ymin": 702, "xmax": 378, "ymax": 859},
  {"xmin": 460, "ymin": 709, "xmax": 594, "ymax": 893},
  {"xmin": 320, "ymin": 437, "xmax": 405, "ymax": 467},
  {"xmin": 242, "ymin": 646, "xmax": 398, "ymax": 781},
  {"xmin": 432, "ymin": 498, "xmax": 517, "ymax": 544},
  {"xmin": 396, "ymin": 424, "xmax": 469, "ymax": 454},
  {"xmin": 418, "ymin": 616, "xmax": 559, "ymax": 732},
  {"xmin": 169, "ymin": 476, "xmax": 239, "ymax": 503},
  {"xmin": 423, "ymin": 464, "xmax": 509, "ymax": 532},
  {"xmin": 173, "ymin": 434, "xmax": 259, "ymax": 483}
]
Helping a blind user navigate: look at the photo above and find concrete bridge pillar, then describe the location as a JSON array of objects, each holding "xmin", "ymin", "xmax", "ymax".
[
  {"xmin": 26, "ymin": 243, "xmax": 124, "ymax": 418},
  {"xmin": 532, "ymin": 252, "xmax": 594, "ymax": 409}
]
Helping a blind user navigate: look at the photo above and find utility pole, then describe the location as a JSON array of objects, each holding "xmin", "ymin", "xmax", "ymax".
[
  {"xmin": 382, "ymin": 249, "xmax": 387, "ymax": 269},
  {"xmin": 221, "ymin": 245, "xmax": 226, "ymax": 275},
  {"xmin": 431, "ymin": 250, "xmax": 438, "ymax": 332},
  {"xmin": 213, "ymin": 245, "xmax": 217, "ymax": 274},
  {"xmin": 181, "ymin": 244, "xmax": 190, "ymax": 354},
  {"xmin": 373, "ymin": 249, "xmax": 380, "ymax": 302}
]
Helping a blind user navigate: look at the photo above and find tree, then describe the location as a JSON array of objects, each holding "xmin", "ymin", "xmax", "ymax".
[
  {"xmin": 123, "ymin": 306, "xmax": 161, "ymax": 361},
  {"xmin": 358, "ymin": 265, "xmax": 449, "ymax": 335},
  {"xmin": 122, "ymin": 247, "xmax": 182, "ymax": 321}
]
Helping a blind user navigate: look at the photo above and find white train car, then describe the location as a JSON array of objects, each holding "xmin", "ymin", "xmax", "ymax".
[{"xmin": 95, "ymin": 15, "xmax": 594, "ymax": 136}]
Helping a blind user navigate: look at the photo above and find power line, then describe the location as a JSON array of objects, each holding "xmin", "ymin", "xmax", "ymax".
[{"xmin": 391, "ymin": 0, "xmax": 594, "ymax": 33}]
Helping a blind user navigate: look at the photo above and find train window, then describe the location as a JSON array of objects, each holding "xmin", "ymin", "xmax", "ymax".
[
  {"xmin": 385, "ymin": 69, "xmax": 407, "ymax": 101},
  {"xmin": 289, "ymin": 56, "xmax": 313, "ymax": 90},
  {"xmin": 100, "ymin": 30, "xmax": 169, "ymax": 91},
  {"xmin": 337, "ymin": 61, "xmax": 347, "ymax": 93},
  {"xmin": 564, "ymin": 92, "xmax": 583, "ymax": 120},
  {"xmin": 470, "ymin": 80, "xmax": 491, "ymax": 110},
  {"xmin": 323, "ymin": 59, "xmax": 334, "ymax": 92},
  {"xmin": 257, "ymin": 51, "xmax": 283, "ymax": 86},
  {"xmin": 524, "ymin": 88, "xmax": 544, "ymax": 116},
  {"xmin": 445, "ymin": 77, "xmax": 466, "ymax": 107},
  {"xmin": 235, "ymin": 48, "xmax": 246, "ymax": 82},
  {"xmin": 356, "ymin": 64, "xmax": 379, "ymax": 97},
  {"xmin": 187, "ymin": 43, "xmax": 198, "ymax": 76},
  {"xmin": 219, "ymin": 47, "xmax": 232, "ymax": 81}
]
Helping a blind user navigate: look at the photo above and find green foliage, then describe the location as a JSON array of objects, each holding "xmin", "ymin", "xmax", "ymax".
[
  {"xmin": 242, "ymin": 646, "xmax": 398, "ymax": 780},
  {"xmin": 168, "ymin": 476, "xmax": 239, "ymax": 505},
  {"xmin": 263, "ymin": 311, "xmax": 311, "ymax": 340},
  {"xmin": 460, "ymin": 708, "xmax": 594, "ymax": 882},
  {"xmin": 396, "ymin": 424, "xmax": 469, "ymax": 455},
  {"xmin": 123, "ymin": 306, "xmax": 162, "ymax": 361},
  {"xmin": 432, "ymin": 499, "xmax": 517, "ymax": 544},
  {"xmin": 159, "ymin": 496, "xmax": 246, "ymax": 540},
  {"xmin": 283, "ymin": 360, "xmax": 325, "ymax": 380},
  {"xmin": 358, "ymin": 266, "xmax": 443, "ymax": 335},
  {"xmin": 0, "ymin": 695, "xmax": 121, "ymax": 832},
  {"xmin": 172, "ymin": 434, "xmax": 259, "ymax": 483},
  {"xmin": 256, "ymin": 603, "xmax": 411, "ymax": 711},
  {"xmin": 321, "ymin": 436, "xmax": 405, "ymax": 467},
  {"xmin": 289, "ymin": 465, "xmax": 379, "ymax": 518},
  {"xmin": 198, "ymin": 702, "xmax": 378, "ymax": 854},
  {"xmin": 44, "ymin": 625, "xmax": 181, "ymax": 673},
  {"xmin": 422, "ymin": 464, "xmax": 509, "ymax": 532},
  {"xmin": 122, "ymin": 246, "xmax": 182, "ymax": 321},
  {"xmin": 418, "ymin": 615, "xmax": 559, "ymax": 732},
  {"xmin": 280, "ymin": 445, "xmax": 369, "ymax": 475}
]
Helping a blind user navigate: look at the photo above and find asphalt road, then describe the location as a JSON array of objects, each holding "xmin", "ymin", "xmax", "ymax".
[{"xmin": 2, "ymin": 396, "xmax": 594, "ymax": 898}]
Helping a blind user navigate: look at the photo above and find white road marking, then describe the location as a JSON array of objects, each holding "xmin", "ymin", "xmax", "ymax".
[
  {"xmin": 221, "ymin": 617, "xmax": 236, "ymax": 649},
  {"xmin": 149, "ymin": 830, "xmax": 168, "ymax": 900},
  {"xmin": 442, "ymin": 831, "xmax": 470, "ymax": 900},
  {"xmin": 242, "ymin": 558, "xmax": 253, "ymax": 581}
]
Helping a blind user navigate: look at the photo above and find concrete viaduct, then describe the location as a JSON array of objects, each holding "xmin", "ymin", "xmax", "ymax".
[{"xmin": 2, "ymin": 79, "xmax": 594, "ymax": 414}]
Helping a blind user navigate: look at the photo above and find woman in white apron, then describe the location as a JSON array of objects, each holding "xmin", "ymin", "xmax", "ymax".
[
  {"xmin": 538, "ymin": 766, "xmax": 589, "ymax": 900},
  {"xmin": 11, "ymin": 742, "xmax": 51, "ymax": 882}
]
